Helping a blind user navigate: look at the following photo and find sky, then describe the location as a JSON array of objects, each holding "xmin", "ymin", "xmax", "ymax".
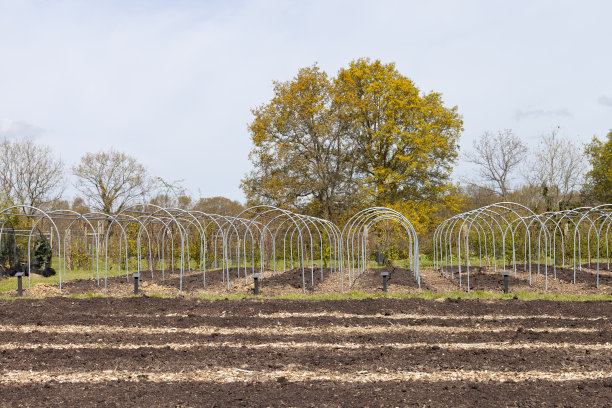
[{"xmin": 1, "ymin": 0, "xmax": 611, "ymax": 202}]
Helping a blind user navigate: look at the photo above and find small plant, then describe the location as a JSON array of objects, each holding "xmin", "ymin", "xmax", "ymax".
[{"xmin": 33, "ymin": 236, "xmax": 52, "ymax": 270}]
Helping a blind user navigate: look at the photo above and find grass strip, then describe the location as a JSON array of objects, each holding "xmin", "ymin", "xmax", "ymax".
[{"xmin": 1, "ymin": 290, "xmax": 610, "ymax": 302}]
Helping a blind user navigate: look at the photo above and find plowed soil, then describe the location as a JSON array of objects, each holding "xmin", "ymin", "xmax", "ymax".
[
  {"xmin": 440, "ymin": 263, "xmax": 612, "ymax": 294},
  {"xmin": 0, "ymin": 297, "xmax": 610, "ymax": 407},
  {"xmin": 262, "ymin": 267, "xmax": 333, "ymax": 290},
  {"xmin": 350, "ymin": 266, "xmax": 428, "ymax": 291}
]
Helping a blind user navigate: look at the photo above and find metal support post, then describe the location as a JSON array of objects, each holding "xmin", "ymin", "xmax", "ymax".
[
  {"xmin": 253, "ymin": 274, "xmax": 260, "ymax": 295},
  {"xmin": 15, "ymin": 272, "xmax": 24, "ymax": 297},
  {"xmin": 502, "ymin": 271, "xmax": 510, "ymax": 294},
  {"xmin": 381, "ymin": 271, "xmax": 389, "ymax": 293},
  {"xmin": 133, "ymin": 273, "xmax": 140, "ymax": 295}
]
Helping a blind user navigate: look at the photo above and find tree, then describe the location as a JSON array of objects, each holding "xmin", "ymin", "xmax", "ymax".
[
  {"xmin": 242, "ymin": 59, "xmax": 463, "ymax": 227},
  {"xmin": 71, "ymin": 197, "xmax": 90, "ymax": 214},
  {"xmin": 465, "ymin": 129, "xmax": 528, "ymax": 200},
  {"xmin": 73, "ymin": 149, "xmax": 152, "ymax": 215},
  {"xmin": 0, "ymin": 138, "xmax": 65, "ymax": 212},
  {"xmin": 527, "ymin": 128, "xmax": 586, "ymax": 210},
  {"xmin": 241, "ymin": 64, "xmax": 359, "ymax": 221},
  {"xmin": 192, "ymin": 196, "xmax": 244, "ymax": 216},
  {"xmin": 150, "ymin": 177, "xmax": 189, "ymax": 209},
  {"xmin": 335, "ymin": 59, "xmax": 463, "ymax": 226},
  {"xmin": 583, "ymin": 130, "xmax": 612, "ymax": 204},
  {"xmin": 459, "ymin": 183, "xmax": 500, "ymax": 211}
]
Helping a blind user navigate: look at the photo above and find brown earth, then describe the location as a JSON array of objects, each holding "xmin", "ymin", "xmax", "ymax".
[
  {"xmin": 439, "ymin": 263, "xmax": 612, "ymax": 295},
  {"xmin": 0, "ymin": 297, "xmax": 611, "ymax": 407},
  {"xmin": 349, "ymin": 266, "xmax": 427, "ymax": 292}
]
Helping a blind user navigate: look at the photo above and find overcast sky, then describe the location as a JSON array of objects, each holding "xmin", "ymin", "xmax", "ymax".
[{"xmin": 1, "ymin": 0, "xmax": 611, "ymax": 202}]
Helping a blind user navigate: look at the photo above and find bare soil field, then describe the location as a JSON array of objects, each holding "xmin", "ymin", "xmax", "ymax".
[{"xmin": 0, "ymin": 297, "xmax": 610, "ymax": 407}]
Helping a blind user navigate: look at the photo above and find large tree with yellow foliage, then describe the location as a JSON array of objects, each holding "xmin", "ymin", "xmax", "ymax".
[
  {"xmin": 242, "ymin": 59, "xmax": 463, "ymax": 228},
  {"xmin": 583, "ymin": 130, "xmax": 612, "ymax": 204}
]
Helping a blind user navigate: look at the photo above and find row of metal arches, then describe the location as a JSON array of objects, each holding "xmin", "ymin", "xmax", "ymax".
[
  {"xmin": 433, "ymin": 202, "xmax": 612, "ymax": 290},
  {"xmin": 0, "ymin": 204, "xmax": 338, "ymax": 294},
  {"xmin": 0, "ymin": 205, "xmax": 421, "ymax": 294}
]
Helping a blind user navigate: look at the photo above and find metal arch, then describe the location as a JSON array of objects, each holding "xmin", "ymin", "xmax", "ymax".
[
  {"xmin": 434, "ymin": 202, "xmax": 612, "ymax": 292},
  {"xmin": 304, "ymin": 214, "xmax": 342, "ymax": 277},
  {"xmin": 521, "ymin": 214, "xmax": 553, "ymax": 288},
  {"xmin": 0, "ymin": 219, "xmax": 18, "ymax": 276},
  {"xmin": 101, "ymin": 212, "xmax": 150, "ymax": 294},
  {"xmin": 444, "ymin": 208, "xmax": 506, "ymax": 285},
  {"xmin": 0, "ymin": 205, "xmax": 63, "ymax": 291},
  {"xmin": 437, "ymin": 203, "xmax": 539, "ymax": 292},
  {"xmin": 212, "ymin": 215, "xmax": 245, "ymax": 279},
  {"xmin": 146, "ymin": 215, "xmax": 174, "ymax": 281},
  {"xmin": 182, "ymin": 211, "xmax": 227, "ymax": 287},
  {"xmin": 554, "ymin": 208, "xmax": 590, "ymax": 274},
  {"xmin": 47, "ymin": 209, "xmax": 100, "ymax": 284},
  {"xmin": 358, "ymin": 215, "xmax": 416, "ymax": 279},
  {"xmin": 460, "ymin": 209, "xmax": 512, "ymax": 289},
  {"xmin": 460, "ymin": 203, "xmax": 539, "ymax": 292},
  {"xmin": 115, "ymin": 213, "xmax": 154, "ymax": 279},
  {"xmin": 574, "ymin": 205, "xmax": 612, "ymax": 287},
  {"xmin": 232, "ymin": 206, "xmax": 314, "ymax": 292},
  {"xmin": 227, "ymin": 206, "xmax": 313, "ymax": 293},
  {"xmin": 354, "ymin": 211, "xmax": 418, "ymax": 286},
  {"xmin": 161, "ymin": 208, "xmax": 208, "ymax": 276},
  {"xmin": 118, "ymin": 204, "xmax": 187, "ymax": 294},
  {"xmin": 461, "ymin": 209, "xmax": 508, "ymax": 276},
  {"xmin": 340, "ymin": 207, "xmax": 419, "ymax": 293}
]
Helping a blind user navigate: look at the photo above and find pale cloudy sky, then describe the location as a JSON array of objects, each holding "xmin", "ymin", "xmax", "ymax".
[{"xmin": 1, "ymin": 0, "xmax": 610, "ymax": 201}]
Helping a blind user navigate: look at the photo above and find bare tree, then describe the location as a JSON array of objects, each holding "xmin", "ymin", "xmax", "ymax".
[
  {"xmin": 71, "ymin": 197, "xmax": 90, "ymax": 214},
  {"xmin": 150, "ymin": 177, "xmax": 188, "ymax": 208},
  {"xmin": 527, "ymin": 127, "xmax": 586, "ymax": 210},
  {"xmin": 193, "ymin": 196, "xmax": 244, "ymax": 216},
  {"xmin": 465, "ymin": 129, "xmax": 528, "ymax": 200},
  {"xmin": 73, "ymin": 149, "xmax": 151, "ymax": 215},
  {"xmin": 0, "ymin": 138, "xmax": 65, "ymax": 212}
]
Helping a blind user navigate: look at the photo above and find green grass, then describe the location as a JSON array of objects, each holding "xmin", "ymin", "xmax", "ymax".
[
  {"xmin": 1, "ymin": 289, "xmax": 610, "ymax": 302},
  {"xmin": 197, "ymin": 293, "xmax": 256, "ymax": 301},
  {"xmin": 147, "ymin": 293, "xmax": 174, "ymax": 299},
  {"xmin": 194, "ymin": 290, "xmax": 612, "ymax": 302},
  {"xmin": 69, "ymin": 292, "xmax": 106, "ymax": 299},
  {"xmin": 384, "ymin": 290, "xmax": 612, "ymax": 301}
]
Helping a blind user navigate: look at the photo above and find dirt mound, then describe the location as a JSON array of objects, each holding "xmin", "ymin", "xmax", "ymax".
[
  {"xmin": 262, "ymin": 267, "xmax": 332, "ymax": 290},
  {"xmin": 350, "ymin": 266, "xmax": 426, "ymax": 291}
]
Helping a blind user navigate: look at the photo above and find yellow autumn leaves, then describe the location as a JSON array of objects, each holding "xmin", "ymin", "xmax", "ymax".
[{"xmin": 241, "ymin": 58, "xmax": 463, "ymax": 230}]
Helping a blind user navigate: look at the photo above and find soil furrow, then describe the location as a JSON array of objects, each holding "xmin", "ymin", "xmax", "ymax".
[
  {"xmin": 2, "ymin": 380, "xmax": 610, "ymax": 408},
  {"xmin": 1, "ymin": 346, "xmax": 609, "ymax": 372},
  {"xmin": 1, "ymin": 328, "xmax": 608, "ymax": 346},
  {"xmin": 2, "ymin": 314, "xmax": 608, "ymax": 330},
  {"xmin": 1, "ymin": 298, "xmax": 610, "ymax": 319}
]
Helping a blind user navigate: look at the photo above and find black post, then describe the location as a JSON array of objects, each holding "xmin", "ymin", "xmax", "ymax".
[
  {"xmin": 133, "ymin": 273, "xmax": 140, "ymax": 295},
  {"xmin": 15, "ymin": 272, "xmax": 24, "ymax": 297},
  {"xmin": 501, "ymin": 271, "xmax": 510, "ymax": 294},
  {"xmin": 381, "ymin": 271, "xmax": 389, "ymax": 293},
  {"xmin": 253, "ymin": 274, "xmax": 260, "ymax": 295}
]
